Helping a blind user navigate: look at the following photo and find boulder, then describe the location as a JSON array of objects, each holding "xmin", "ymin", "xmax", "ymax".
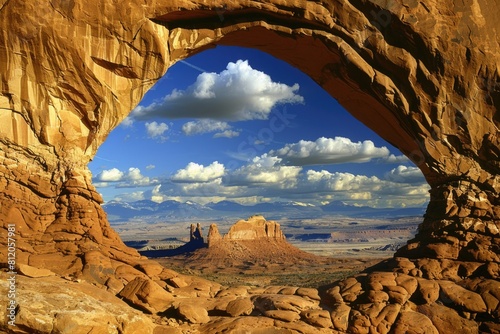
[
  {"xmin": 176, "ymin": 304, "xmax": 210, "ymax": 324},
  {"xmin": 17, "ymin": 264, "xmax": 55, "ymax": 278},
  {"xmin": 82, "ymin": 250, "xmax": 115, "ymax": 285},
  {"xmin": 459, "ymin": 278, "xmax": 500, "ymax": 314},
  {"xmin": 166, "ymin": 275, "xmax": 222, "ymax": 298},
  {"xmin": 330, "ymin": 303, "xmax": 351, "ymax": 331},
  {"xmin": 417, "ymin": 303, "xmax": 479, "ymax": 334},
  {"xmin": 0, "ymin": 272, "xmax": 155, "ymax": 334},
  {"xmin": 200, "ymin": 316, "xmax": 276, "ymax": 333},
  {"xmin": 300, "ymin": 309, "xmax": 333, "ymax": 328},
  {"xmin": 135, "ymin": 261, "xmax": 165, "ymax": 278},
  {"xmin": 216, "ymin": 286, "xmax": 250, "ymax": 298},
  {"xmin": 105, "ymin": 276, "xmax": 125, "ymax": 294},
  {"xmin": 391, "ymin": 311, "xmax": 439, "ymax": 334},
  {"xmin": 413, "ymin": 278, "xmax": 440, "ymax": 304},
  {"xmin": 264, "ymin": 310, "xmax": 301, "ymax": 322},
  {"xmin": 295, "ymin": 287, "xmax": 321, "ymax": 301},
  {"xmin": 252, "ymin": 294, "xmax": 320, "ymax": 314},
  {"xmin": 119, "ymin": 277, "xmax": 174, "ymax": 314},
  {"xmin": 438, "ymin": 280, "xmax": 487, "ymax": 313},
  {"xmin": 226, "ymin": 297, "xmax": 254, "ymax": 317},
  {"xmin": 339, "ymin": 277, "xmax": 363, "ymax": 302}
]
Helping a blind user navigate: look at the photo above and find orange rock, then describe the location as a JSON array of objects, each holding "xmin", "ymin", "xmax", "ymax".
[
  {"xmin": 417, "ymin": 303, "xmax": 479, "ymax": 334},
  {"xmin": 300, "ymin": 309, "xmax": 333, "ymax": 328},
  {"xmin": 226, "ymin": 297, "xmax": 254, "ymax": 317},
  {"xmin": 414, "ymin": 278, "xmax": 440, "ymax": 304},
  {"xmin": 391, "ymin": 311, "xmax": 438, "ymax": 334},
  {"xmin": 175, "ymin": 304, "xmax": 210, "ymax": 324},
  {"xmin": 1, "ymin": 0, "xmax": 500, "ymax": 332},
  {"xmin": 296, "ymin": 287, "xmax": 321, "ymax": 301},
  {"xmin": 17, "ymin": 264, "xmax": 56, "ymax": 278},
  {"xmin": 0, "ymin": 272, "xmax": 155, "ymax": 333},
  {"xmin": 252, "ymin": 294, "xmax": 320, "ymax": 313},
  {"xmin": 119, "ymin": 277, "xmax": 174, "ymax": 314},
  {"xmin": 136, "ymin": 261, "xmax": 165, "ymax": 278},
  {"xmin": 223, "ymin": 215, "xmax": 286, "ymax": 241},
  {"xmin": 438, "ymin": 280, "xmax": 487, "ymax": 313},
  {"xmin": 264, "ymin": 310, "xmax": 301, "ymax": 322},
  {"xmin": 330, "ymin": 303, "xmax": 351, "ymax": 331}
]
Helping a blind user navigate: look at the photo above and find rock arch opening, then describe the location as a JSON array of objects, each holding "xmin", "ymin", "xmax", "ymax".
[
  {"xmin": 91, "ymin": 45, "xmax": 430, "ymax": 263},
  {"xmin": 0, "ymin": 0, "xmax": 497, "ymax": 285},
  {"xmin": 1, "ymin": 1, "xmax": 499, "ymax": 331},
  {"xmin": 109, "ymin": 5, "xmax": 500, "ymax": 269}
]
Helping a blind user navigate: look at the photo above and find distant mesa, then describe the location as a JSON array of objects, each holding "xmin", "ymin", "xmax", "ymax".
[
  {"xmin": 188, "ymin": 215, "xmax": 328, "ymax": 266},
  {"xmin": 141, "ymin": 215, "xmax": 319, "ymax": 264},
  {"xmin": 207, "ymin": 215, "xmax": 285, "ymax": 246}
]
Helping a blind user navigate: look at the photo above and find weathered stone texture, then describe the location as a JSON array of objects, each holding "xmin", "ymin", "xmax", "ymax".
[
  {"xmin": 0, "ymin": 272, "xmax": 156, "ymax": 333},
  {"xmin": 1, "ymin": 0, "xmax": 499, "ymax": 276},
  {"xmin": 211, "ymin": 215, "xmax": 286, "ymax": 242},
  {"xmin": 1, "ymin": 0, "xmax": 500, "ymax": 333}
]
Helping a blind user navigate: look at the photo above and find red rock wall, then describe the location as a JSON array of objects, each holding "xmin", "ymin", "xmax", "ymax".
[{"xmin": 223, "ymin": 216, "xmax": 286, "ymax": 241}]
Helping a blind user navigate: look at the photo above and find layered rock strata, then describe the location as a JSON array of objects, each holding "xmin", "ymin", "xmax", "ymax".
[
  {"xmin": 0, "ymin": 0, "xmax": 500, "ymax": 332},
  {"xmin": 187, "ymin": 216, "xmax": 321, "ymax": 266},
  {"xmin": 208, "ymin": 215, "xmax": 286, "ymax": 244}
]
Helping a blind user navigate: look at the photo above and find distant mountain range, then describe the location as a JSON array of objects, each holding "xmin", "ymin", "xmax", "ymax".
[{"xmin": 103, "ymin": 199, "xmax": 426, "ymax": 223}]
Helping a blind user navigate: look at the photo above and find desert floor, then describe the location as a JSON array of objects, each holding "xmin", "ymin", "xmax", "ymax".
[{"xmin": 114, "ymin": 216, "xmax": 420, "ymax": 288}]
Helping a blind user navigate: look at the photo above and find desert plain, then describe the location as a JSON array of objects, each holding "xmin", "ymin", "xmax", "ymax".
[{"xmin": 116, "ymin": 215, "xmax": 420, "ymax": 287}]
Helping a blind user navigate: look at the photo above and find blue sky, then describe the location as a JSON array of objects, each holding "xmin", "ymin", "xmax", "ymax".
[{"xmin": 89, "ymin": 46, "xmax": 430, "ymax": 208}]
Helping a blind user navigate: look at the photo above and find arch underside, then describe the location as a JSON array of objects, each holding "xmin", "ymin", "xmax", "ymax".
[{"xmin": 0, "ymin": 0, "xmax": 499, "ymax": 332}]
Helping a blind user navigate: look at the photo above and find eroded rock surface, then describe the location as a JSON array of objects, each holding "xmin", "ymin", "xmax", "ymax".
[
  {"xmin": 219, "ymin": 215, "xmax": 286, "ymax": 241},
  {"xmin": 1, "ymin": 0, "xmax": 500, "ymax": 333},
  {"xmin": 0, "ymin": 272, "xmax": 156, "ymax": 334},
  {"xmin": 183, "ymin": 216, "xmax": 327, "ymax": 267}
]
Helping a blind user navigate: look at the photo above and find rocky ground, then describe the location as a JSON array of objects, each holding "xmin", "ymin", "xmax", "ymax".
[
  {"xmin": 3, "ymin": 256, "xmax": 499, "ymax": 334},
  {"xmin": 2, "ymin": 0, "xmax": 500, "ymax": 332},
  {"xmin": 2, "ymin": 216, "xmax": 499, "ymax": 333},
  {"xmin": 152, "ymin": 216, "xmax": 389, "ymax": 288},
  {"xmin": 157, "ymin": 254, "xmax": 384, "ymax": 288}
]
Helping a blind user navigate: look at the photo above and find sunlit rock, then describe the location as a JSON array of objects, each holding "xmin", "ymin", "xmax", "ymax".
[{"xmin": 1, "ymin": 0, "xmax": 500, "ymax": 332}]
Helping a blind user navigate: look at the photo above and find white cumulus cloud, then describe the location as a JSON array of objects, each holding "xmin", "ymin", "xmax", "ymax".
[
  {"xmin": 145, "ymin": 121, "xmax": 169, "ymax": 138},
  {"xmin": 95, "ymin": 168, "xmax": 124, "ymax": 182},
  {"xmin": 113, "ymin": 191, "xmax": 145, "ymax": 202},
  {"xmin": 94, "ymin": 167, "xmax": 157, "ymax": 188},
  {"xmin": 130, "ymin": 60, "xmax": 303, "ymax": 121},
  {"xmin": 272, "ymin": 137, "xmax": 391, "ymax": 165},
  {"xmin": 213, "ymin": 130, "xmax": 240, "ymax": 138},
  {"xmin": 182, "ymin": 120, "xmax": 230, "ymax": 135},
  {"xmin": 305, "ymin": 170, "xmax": 381, "ymax": 191},
  {"xmin": 385, "ymin": 165, "xmax": 425, "ymax": 184},
  {"xmin": 384, "ymin": 154, "xmax": 410, "ymax": 163},
  {"xmin": 172, "ymin": 161, "xmax": 226, "ymax": 183},
  {"xmin": 111, "ymin": 161, "xmax": 430, "ymax": 208},
  {"xmin": 121, "ymin": 117, "xmax": 134, "ymax": 127},
  {"xmin": 228, "ymin": 154, "xmax": 302, "ymax": 186}
]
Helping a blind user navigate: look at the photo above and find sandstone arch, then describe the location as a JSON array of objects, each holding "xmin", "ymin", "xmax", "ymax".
[{"xmin": 1, "ymin": 0, "xmax": 500, "ymax": 332}]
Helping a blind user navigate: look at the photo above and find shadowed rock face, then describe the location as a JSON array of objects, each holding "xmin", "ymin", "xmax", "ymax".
[{"xmin": 1, "ymin": 0, "xmax": 500, "ymax": 332}]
